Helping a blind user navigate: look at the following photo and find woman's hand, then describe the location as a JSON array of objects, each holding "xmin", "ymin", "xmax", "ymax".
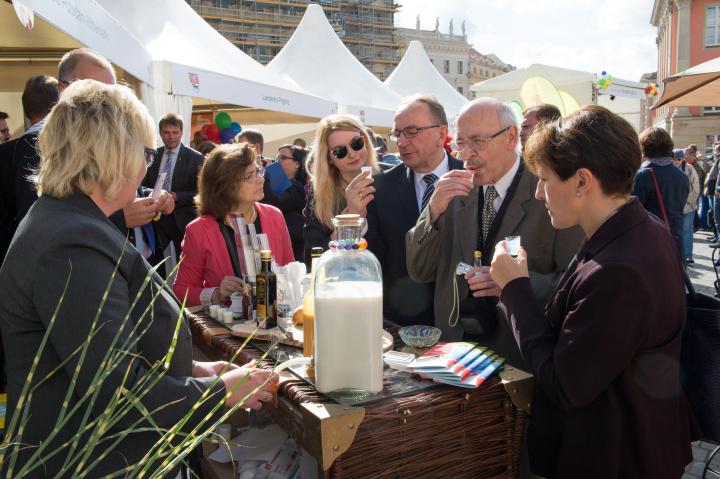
[
  {"xmin": 344, "ymin": 170, "xmax": 375, "ymax": 217},
  {"xmin": 220, "ymin": 366, "xmax": 278, "ymax": 410},
  {"xmin": 192, "ymin": 360, "xmax": 240, "ymax": 378},
  {"xmin": 211, "ymin": 276, "xmax": 246, "ymax": 304},
  {"xmin": 489, "ymin": 241, "xmax": 529, "ymax": 290}
]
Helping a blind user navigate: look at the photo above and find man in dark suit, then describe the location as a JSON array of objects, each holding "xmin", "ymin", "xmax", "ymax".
[
  {"xmin": 406, "ymin": 98, "xmax": 582, "ymax": 368},
  {"xmin": 361, "ymin": 95, "xmax": 462, "ymax": 326},
  {"xmin": 142, "ymin": 113, "xmax": 203, "ymax": 259}
]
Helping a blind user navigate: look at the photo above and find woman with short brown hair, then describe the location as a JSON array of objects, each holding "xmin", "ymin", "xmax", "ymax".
[
  {"xmin": 490, "ymin": 106, "xmax": 695, "ymax": 478},
  {"xmin": 174, "ymin": 143, "xmax": 293, "ymax": 306}
]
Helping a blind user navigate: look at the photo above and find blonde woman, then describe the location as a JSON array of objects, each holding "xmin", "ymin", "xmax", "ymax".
[
  {"xmin": 302, "ymin": 114, "xmax": 380, "ymax": 262},
  {"xmin": 0, "ymin": 80, "xmax": 275, "ymax": 476}
]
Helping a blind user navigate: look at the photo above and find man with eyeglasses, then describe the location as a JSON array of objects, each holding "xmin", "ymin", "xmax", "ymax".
[
  {"xmin": 142, "ymin": 112, "xmax": 203, "ymax": 261},
  {"xmin": 359, "ymin": 95, "xmax": 463, "ymax": 327},
  {"xmin": 406, "ymin": 98, "xmax": 582, "ymax": 368},
  {"xmin": 58, "ymin": 48, "xmax": 174, "ymax": 266}
]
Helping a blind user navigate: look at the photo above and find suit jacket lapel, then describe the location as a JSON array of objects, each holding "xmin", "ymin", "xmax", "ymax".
[
  {"xmin": 170, "ymin": 145, "xmax": 185, "ymax": 190},
  {"xmin": 497, "ymin": 168, "xmax": 533, "ymax": 239},
  {"xmin": 396, "ymin": 164, "xmax": 420, "ymax": 217},
  {"xmin": 456, "ymin": 187, "xmax": 480, "ymax": 263},
  {"xmin": 146, "ymin": 146, "xmax": 163, "ymax": 186}
]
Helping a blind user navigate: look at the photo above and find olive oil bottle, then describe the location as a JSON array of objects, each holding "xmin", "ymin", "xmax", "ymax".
[{"xmin": 256, "ymin": 250, "xmax": 276, "ymax": 329}]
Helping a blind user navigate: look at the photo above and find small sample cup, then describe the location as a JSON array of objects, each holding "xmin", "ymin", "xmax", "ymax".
[{"xmin": 505, "ymin": 236, "xmax": 521, "ymax": 257}]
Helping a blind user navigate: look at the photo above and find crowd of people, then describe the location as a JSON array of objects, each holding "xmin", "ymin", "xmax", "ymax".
[{"xmin": 0, "ymin": 47, "xmax": 703, "ymax": 477}]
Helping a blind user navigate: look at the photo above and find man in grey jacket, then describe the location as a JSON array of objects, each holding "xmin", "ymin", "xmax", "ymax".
[{"xmin": 406, "ymin": 98, "xmax": 582, "ymax": 368}]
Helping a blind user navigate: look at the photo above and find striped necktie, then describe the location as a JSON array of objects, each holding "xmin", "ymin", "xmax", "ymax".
[
  {"xmin": 161, "ymin": 150, "xmax": 175, "ymax": 191},
  {"xmin": 420, "ymin": 173, "xmax": 438, "ymax": 212},
  {"xmin": 481, "ymin": 185, "xmax": 498, "ymax": 244}
]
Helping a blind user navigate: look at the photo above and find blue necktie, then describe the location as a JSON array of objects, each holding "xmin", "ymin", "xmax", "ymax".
[
  {"xmin": 141, "ymin": 222, "xmax": 156, "ymax": 258},
  {"xmin": 420, "ymin": 173, "xmax": 438, "ymax": 212}
]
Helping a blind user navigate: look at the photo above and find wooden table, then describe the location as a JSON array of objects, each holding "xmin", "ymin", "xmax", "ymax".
[{"xmin": 188, "ymin": 311, "xmax": 531, "ymax": 479}]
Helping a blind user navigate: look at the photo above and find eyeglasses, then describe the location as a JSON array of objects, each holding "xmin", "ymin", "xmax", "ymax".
[
  {"xmin": 276, "ymin": 154, "xmax": 294, "ymax": 162},
  {"xmin": 240, "ymin": 164, "xmax": 265, "ymax": 183},
  {"xmin": 451, "ymin": 126, "xmax": 511, "ymax": 153},
  {"xmin": 330, "ymin": 136, "xmax": 365, "ymax": 160},
  {"xmin": 144, "ymin": 147, "xmax": 157, "ymax": 168},
  {"xmin": 388, "ymin": 125, "xmax": 440, "ymax": 142}
]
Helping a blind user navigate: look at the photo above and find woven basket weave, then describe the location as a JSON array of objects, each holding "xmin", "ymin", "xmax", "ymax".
[{"xmin": 188, "ymin": 312, "xmax": 525, "ymax": 478}]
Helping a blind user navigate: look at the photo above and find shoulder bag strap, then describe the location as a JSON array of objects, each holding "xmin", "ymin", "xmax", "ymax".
[{"xmin": 648, "ymin": 167, "xmax": 670, "ymax": 226}]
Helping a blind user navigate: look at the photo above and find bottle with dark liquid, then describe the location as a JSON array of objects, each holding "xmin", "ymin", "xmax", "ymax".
[{"xmin": 256, "ymin": 250, "xmax": 276, "ymax": 329}]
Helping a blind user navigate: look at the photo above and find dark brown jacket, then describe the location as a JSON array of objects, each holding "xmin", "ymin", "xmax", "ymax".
[{"xmin": 499, "ymin": 198, "xmax": 694, "ymax": 478}]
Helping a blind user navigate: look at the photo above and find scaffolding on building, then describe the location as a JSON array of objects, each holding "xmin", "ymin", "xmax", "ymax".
[{"xmin": 187, "ymin": 0, "xmax": 400, "ymax": 79}]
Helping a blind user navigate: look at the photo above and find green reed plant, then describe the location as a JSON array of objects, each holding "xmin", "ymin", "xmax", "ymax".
[{"xmin": 0, "ymin": 245, "xmax": 275, "ymax": 478}]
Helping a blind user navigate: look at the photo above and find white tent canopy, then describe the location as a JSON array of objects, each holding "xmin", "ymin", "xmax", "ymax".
[
  {"xmin": 267, "ymin": 4, "xmax": 402, "ymax": 127},
  {"xmin": 385, "ymin": 41, "xmax": 468, "ymax": 122},
  {"xmin": 30, "ymin": 0, "xmax": 153, "ymax": 84},
  {"xmin": 28, "ymin": 0, "xmax": 336, "ymax": 128},
  {"xmin": 96, "ymin": 0, "xmax": 336, "ymax": 120},
  {"xmin": 471, "ymin": 63, "xmax": 647, "ymax": 131}
]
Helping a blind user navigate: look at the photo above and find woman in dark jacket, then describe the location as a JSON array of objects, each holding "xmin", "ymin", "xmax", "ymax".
[
  {"xmin": 490, "ymin": 106, "xmax": 695, "ymax": 478},
  {"xmin": 0, "ymin": 80, "xmax": 275, "ymax": 477},
  {"xmin": 276, "ymin": 145, "xmax": 309, "ymax": 261},
  {"xmin": 632, "ymin": 127, "xmax": 689, "ymax": 258}
]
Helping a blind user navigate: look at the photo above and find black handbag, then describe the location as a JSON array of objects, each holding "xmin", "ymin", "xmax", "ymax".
[
  {"xmin": 650, "ymin": 168, "xmax": 720, "ymax": 441},
  {"xmin": 683, "ymin": 275, "xmax": 720, "ymax": 442}
]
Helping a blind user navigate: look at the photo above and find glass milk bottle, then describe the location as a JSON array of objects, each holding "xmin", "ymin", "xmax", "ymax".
[{"xmin": 313, "ymin": 214, "xmax": 383, "ymax": 395}]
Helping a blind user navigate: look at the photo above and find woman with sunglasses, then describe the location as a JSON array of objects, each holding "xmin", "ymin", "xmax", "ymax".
[
  {"xmin": 302, "ymin": 115, "xmax": 380, "ymax": 262},
  {"xmin": 174, "ymin": 143, "xmax": 294, "ymax": 307}
]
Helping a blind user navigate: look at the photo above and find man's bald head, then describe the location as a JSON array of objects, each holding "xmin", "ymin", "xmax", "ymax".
[{"xmin": 57, "ymin": 48, "xmax": 116, "ymax": 91}]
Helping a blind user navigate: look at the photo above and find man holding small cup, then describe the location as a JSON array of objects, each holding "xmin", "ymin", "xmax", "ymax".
[{"xmin": 406, "ymin": 98, "xmax": 582, "ymax": 368}]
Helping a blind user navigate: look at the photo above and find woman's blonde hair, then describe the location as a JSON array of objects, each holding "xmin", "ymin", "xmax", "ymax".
[
  {"xmin": 36, "ymin": 80, "xmax": 155, "ymax": 200},
  {"xmin": 307, "ymin": 114, "xmax": 379, "ymax": 228}
]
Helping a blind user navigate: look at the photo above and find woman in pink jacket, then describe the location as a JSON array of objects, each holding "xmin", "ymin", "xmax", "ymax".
[{"xmin": 174, "ymin": 143, "xmax": 294, "ymax": 306}]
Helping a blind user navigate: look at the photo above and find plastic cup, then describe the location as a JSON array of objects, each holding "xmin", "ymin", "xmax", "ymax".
[
  {"xmin": 505, "ymin": 236, "xmax": 521, "ymax": 257},
  {"xmin": 223, "ymin": 309, "xmax": 234, "ymax": 324}
]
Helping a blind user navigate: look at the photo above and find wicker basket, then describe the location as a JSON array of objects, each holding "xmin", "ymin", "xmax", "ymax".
[{"xmin": 188, "ymin": 312, "xmax": 526, "ymax": 479}]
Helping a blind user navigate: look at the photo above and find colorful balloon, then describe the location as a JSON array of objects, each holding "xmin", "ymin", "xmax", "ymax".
[
  {"xmin": 230, "ymin": 121, "xmax": 241, "ymax": 134},
  {"xmin": 204, "ymin": 123, "xmax": 220, "ymax": 142},
  {"xmin": 220, "ymin": 127, "xmax": 236, "ymax": 144},
  {"xmin": 214, "ymin": 112, "xmax": 232, "ymax": 131}
]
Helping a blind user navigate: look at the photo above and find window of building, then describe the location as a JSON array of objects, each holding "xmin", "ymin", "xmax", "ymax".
[
  {"xmin": 444, "ymin": 60, "xmax": 450, "ymax": 74},
  {"xmin": 704, "ymin": 106, "xmax": 720, "ymax": 115},
  {"xmin": 457, "ymin": 86, "xmax": 463, "ymax": 95},
  {"xmin": 457, "ymin": 61, "xmax": 463, "ymax": 74},
  {"xmin": 707, "ymin": 6, "xmax": 720, "ymax": 46}
]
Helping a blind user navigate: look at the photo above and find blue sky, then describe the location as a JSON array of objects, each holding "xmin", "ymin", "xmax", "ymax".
[{"xmin": 395, "ymin": 0, "xmax": 657, "ymax": 82}]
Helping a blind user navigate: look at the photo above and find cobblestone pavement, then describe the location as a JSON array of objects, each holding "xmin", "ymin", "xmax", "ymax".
[{"xmin": 683, "ymin": 230, "xmax": 719, "ymax": 479}]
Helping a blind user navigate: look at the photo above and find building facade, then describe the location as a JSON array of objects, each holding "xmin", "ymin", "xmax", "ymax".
[
  {"xmin": 187, "ymin": 0, "xmax": 400, "ymax": 80},
  {"xmin": 468, "ymin": 48, "xmax": 515, "ymax": 98},
  {"xmin": 396, "ymin": 18, "xmax": 473, "ymax": 98},
  {"xmin": 651, "ymin": 0, "xmax": 720, "ymax": 155}
]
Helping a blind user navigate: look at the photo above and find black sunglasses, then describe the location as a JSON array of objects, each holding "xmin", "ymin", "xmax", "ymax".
[{"xmin": 330, "ymin": 136, "xmax": 365, "ymax": 160}]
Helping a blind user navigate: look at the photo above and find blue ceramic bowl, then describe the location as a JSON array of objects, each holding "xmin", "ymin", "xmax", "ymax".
[{"xmin": 399, "ymin": 325, "xmax": 442, "ymax": 348}]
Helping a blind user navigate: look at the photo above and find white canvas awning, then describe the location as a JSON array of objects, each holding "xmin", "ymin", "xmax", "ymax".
[
  {"xmin": 385, "ymin": 41, "xmax": 468, "ymax": 122},
  {"xmin": 26, "ymin": 0, "xmax": 336, "ymax": 120},
  {"xmin": 266, "ymin": 4, "xmax": 402, "ymax": 127},
  {"xmin": 654, "ymin": 56, "xmax": 720, "ymax": 108}
]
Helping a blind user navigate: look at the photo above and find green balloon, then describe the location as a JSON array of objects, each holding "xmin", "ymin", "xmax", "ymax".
[{"xmin": 215, "ymin": 112, "xmax": 232, "ymax": 131}]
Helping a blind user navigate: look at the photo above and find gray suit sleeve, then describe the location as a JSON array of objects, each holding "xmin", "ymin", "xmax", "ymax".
[
  {"xmin": 32, "ymin": 233, "xmax": 225, "ymax": 432},
  {"xmin": 406, "ymin": 205, "xmax": 447, "ymax": 283},
  {"xmin": 528, "ymin": 225, "xmax": 583, "ymax": 305}
]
